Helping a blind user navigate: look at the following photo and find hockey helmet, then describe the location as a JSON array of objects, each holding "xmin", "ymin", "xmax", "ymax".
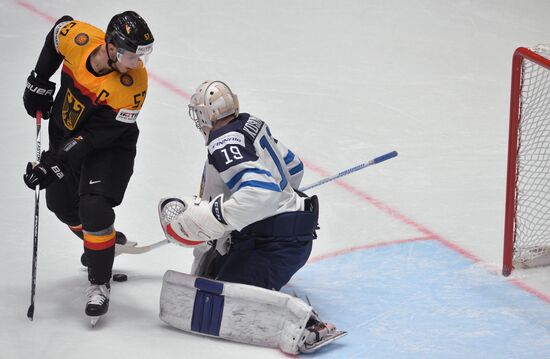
[
  {"xmin": 188, "ymin": 81, "xmax": 239, "ymax": 142},
  {"xmin": 106, "ymin": 11, "xmax": 154, "ymax": 68}
]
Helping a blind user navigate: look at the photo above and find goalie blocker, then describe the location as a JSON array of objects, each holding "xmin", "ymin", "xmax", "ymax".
[{"xmin": 160, "ymin": 270, "xmax": 346, "ymax": 354}]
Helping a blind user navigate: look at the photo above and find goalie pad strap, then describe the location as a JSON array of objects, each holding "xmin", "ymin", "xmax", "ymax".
[
  {"xmin": 160, "ymin": 270, "xmax": 313, "ymax": 354},
  {"xmin": 191, "ymin": 278, "xmax": 224, "ymax": 335}
]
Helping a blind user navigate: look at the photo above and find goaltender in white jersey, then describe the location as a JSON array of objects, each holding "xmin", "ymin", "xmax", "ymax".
[
  {"xmin": 157, "ymin": 80, "xmax": 346, "ymax": 354},
  {"xmin": 196, "ymin": 109, "xmax": 306, "ymax": 255}
]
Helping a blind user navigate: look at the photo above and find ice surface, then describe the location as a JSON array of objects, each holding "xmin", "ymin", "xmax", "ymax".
[{"xmin": 2, "ymin": 1, "xmax": 549, "ymax": 358}]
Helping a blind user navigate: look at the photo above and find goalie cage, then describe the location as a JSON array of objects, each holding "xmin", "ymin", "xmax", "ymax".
[{"xmin": 503, "ymin": 44, "xmax": 550, "ymax": 276}]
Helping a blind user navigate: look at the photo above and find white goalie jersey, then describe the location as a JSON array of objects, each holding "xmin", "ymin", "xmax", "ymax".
[{"xmin": 199, "ymin": 113, "xmax": 305, "ymax": 232}]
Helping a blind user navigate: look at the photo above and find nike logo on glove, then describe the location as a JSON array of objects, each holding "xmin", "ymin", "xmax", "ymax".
[{"xmin": 89, "ymin": 180, "xmax": 102, "ymax": 185}]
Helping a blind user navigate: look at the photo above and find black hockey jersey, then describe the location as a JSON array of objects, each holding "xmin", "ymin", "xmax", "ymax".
[{"xmin": 42, "ymin": 18, "xmax": 148, "ymax": 166}]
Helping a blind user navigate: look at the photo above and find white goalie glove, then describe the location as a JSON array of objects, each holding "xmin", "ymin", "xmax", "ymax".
[{"xmin": 158, "ymin": 195, "xmax": 231, "ymax": 247}]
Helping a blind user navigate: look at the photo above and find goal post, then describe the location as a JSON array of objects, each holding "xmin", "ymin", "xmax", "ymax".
[{"xmin": 503, "ymin": 45, "xmax": 550, "ymax": 276}]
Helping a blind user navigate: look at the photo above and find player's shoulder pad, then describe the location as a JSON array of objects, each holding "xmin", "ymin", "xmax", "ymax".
[
  {"xmin": 207, "ymin": 114, "xmax": 260, "ymax": 172},
  {"xmin": 54, "ymin": 19, "xmax": 104, "ymax": 55}
]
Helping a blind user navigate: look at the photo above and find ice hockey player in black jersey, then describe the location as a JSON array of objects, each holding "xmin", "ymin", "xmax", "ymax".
[
  {"xmin": 157, "ymin": 81, "xmax": 346, "ymax": 353},
  {"xmin": 22, "ymin": 11, "xmax": 154, "ymax": 325}
]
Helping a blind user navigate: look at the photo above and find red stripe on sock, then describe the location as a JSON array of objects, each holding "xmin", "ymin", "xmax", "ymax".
[{"xmin": 84, "ymin": 237, "xmax": 116, "ymax": 250}]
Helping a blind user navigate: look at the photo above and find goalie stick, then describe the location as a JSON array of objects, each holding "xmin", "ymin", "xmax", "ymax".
[
  {"xmin": 116, "ymin": 150, "xmax": 399, "ymax": 255},
  {"xmin": 299, "ymin": 150, "xmax": 398, "ymax": 191},
  {"xmin": 27, "ymin": 111, "xmax": 42, "ymax": 321}
]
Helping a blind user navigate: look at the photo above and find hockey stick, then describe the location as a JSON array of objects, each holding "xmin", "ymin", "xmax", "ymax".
[
  {"xmin": 116, "ymin": 150, "xmax": 399, "ymax": 256},
  {"xmin": 298, "ymin": 150, "xmax": 398, "ymax": 192},
  {"xmin": 27, "ymin": 111, "xmax": 42, "ymax": 321},
  {"xmin": 115, "ymin": 239, "xmax": 170, "ymax": 255}
]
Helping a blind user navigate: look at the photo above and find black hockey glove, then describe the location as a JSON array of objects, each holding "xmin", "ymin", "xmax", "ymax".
[
  {"xmin": 23, "ymin": 151, "xmax": 65, "ymax": 190},
  {"xmin": 23, "ymin": 70, "xmax": 56, "ymax": 119}
]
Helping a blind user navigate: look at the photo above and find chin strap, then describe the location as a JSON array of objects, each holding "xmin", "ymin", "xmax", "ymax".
[{"xmin": 105, "ymin": 44, "xmax": 118, "ymax": 70}]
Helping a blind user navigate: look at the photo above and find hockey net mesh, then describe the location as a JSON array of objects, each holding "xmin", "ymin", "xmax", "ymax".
[{"xmin": 513, "ymin": 44, "xmax": 550, "ymax": 267}]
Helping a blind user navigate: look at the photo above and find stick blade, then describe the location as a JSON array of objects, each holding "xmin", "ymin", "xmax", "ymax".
[{"xmin": 27, "ymin": 304, "xmax": 34, "ymax": 321}]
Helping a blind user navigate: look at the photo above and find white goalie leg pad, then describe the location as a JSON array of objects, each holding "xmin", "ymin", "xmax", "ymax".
[{"xmin": 160, "ymin": 270, "xmax": 313, "ymax": 354}]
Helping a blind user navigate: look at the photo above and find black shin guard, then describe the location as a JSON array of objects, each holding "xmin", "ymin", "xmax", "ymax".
[
  {"xmin": 80, "ymin": 194, "xmax": 116, "ymax": 284},
  {"xmin": 85, "ymin": 246, "xmax": 115, "ymax": 284}
]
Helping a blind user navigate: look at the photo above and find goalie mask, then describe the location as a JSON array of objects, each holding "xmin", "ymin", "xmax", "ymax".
[{"xmin": 188, "ymin": 80, "xmax": 239, "ymax": 142}]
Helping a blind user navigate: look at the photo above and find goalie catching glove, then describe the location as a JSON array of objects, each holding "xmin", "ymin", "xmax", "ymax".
[{"xmin": 158, "ymin": 194, "xmax": 231, "ymax": 247}]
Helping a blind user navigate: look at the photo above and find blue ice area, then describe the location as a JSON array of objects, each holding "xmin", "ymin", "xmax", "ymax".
[{"xmin": 286, "ymin": 240, "xmax": 550, "ymax": 359}]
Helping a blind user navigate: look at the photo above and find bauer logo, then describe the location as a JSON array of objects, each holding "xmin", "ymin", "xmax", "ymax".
[
  {"xmin": 51, "ymin": 166, "xmax": 64, "ymax": 179},
  {"xmin": 116, "ymin": 108, "xmax": 140, "ymax": 123},
  {"xmin": 26, "ymin": 82, "xmax": 54, "ymax": 96},
  {"xmin": 208, "ymin": 132, "xmax": 245, "ymax": 154}
]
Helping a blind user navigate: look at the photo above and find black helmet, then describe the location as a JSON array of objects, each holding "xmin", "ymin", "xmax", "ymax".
[{"xmin": 106, "ymin": 11, "xmax": 154, "ymax": 53}]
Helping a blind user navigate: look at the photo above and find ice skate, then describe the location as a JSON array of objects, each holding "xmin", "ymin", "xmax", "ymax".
[
  {"xmin": 299, "ymin": 318, "xmax": 347, "ymax": 353},
  {"xmin": 85, "ymin": 282, "xmax": 110, "ymax": 327}
]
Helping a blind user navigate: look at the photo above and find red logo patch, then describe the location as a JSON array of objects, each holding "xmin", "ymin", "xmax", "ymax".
[
  {"xmin": 120, "ymin": 74, "xmax": 134, "ymax": 87},
  {"xmin": 74, "ymin": 33, "xmax": 89, "ymax": 46}
]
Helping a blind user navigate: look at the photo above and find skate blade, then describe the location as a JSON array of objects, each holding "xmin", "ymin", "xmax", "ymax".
[
  {"xmin": 300, "ymin": 330, "xmax": 348, "ymax": 353},
  {"xmin": 90, "ymin": 316, "xmax": 100, "ymax": 327}
]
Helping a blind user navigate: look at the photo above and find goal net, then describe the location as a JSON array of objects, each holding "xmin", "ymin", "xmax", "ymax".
[{"xmin": 503, "ymin": 45, "xmax": 550, "ymax": 276}]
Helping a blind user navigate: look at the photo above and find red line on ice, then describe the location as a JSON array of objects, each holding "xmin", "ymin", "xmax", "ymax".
[
  {"xmin": 307, "ymin": 236, "xmax": 435, "ymax": 263},
  {"xmin": 147, "ymin": 72, "xmax": 191, "ymax": 99},
  {"xmin": 302, "ymin": 159, "xmax": 550, "ymax": 303},
  {"xmin": 15, "ymin": 0, "xmax": 57, "ymax": 23}
]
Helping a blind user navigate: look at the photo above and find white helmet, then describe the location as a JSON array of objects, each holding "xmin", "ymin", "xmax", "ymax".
[{"xmin": 188, "ymin": 80, "xmax": 239, "ymax": 142}]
